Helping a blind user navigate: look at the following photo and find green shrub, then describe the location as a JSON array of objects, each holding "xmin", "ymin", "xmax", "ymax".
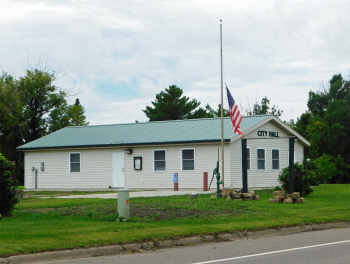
[
  {"xmin": 314, "ymin": 154, "xmax": 350, "ymax": 184},
  {"xmin": 314, "ymin": 154, "xmax": 337, "ymax": 184},
  {"xmin": 0, "ymin": 153, "xmax": 19, "ymax": 216},
  {"xmin": 278, "ymin": 163, "xmax": 313, "ymax": 197},
  {"xmin": 303, "ymin": 158, "xmax": 321, "ymax": 186}
]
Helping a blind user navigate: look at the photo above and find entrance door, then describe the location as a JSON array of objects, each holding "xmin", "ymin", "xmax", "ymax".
[{"xmin": 112, "ymin": 152, "xmax": 125, "ymax": 188}]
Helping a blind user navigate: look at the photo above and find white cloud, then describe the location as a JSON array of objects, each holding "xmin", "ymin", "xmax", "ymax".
[{"xmin": 1, "ymin": 0, "xmax": 350, "ymax": 125}]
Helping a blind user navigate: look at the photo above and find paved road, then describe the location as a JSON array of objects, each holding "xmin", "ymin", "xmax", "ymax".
[{"xmin": 45, "ymin": 227, "xmax": 350, "ymax": 264}]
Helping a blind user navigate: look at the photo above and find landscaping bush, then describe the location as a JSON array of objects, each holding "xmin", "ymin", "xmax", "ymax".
[
  {"xmin": 0, "ymin": 153, "xmax": 19, "ymax": 216},
  {"xmin": 278, "ymin": 163, "xmax": 313, "ymax": 197}
]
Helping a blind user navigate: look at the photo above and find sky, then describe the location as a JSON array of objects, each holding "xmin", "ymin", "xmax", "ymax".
[{"xmin": 1, "ymin": 0, "xmax": 349, "ymax": 125}]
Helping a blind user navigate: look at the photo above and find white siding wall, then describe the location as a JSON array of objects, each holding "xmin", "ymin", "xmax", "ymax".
[
  {"xmin": 124, "ymin": 143, "xmax": 230, "ymax": 189},
  {"xmin": 24, "ymin": 148, "xmax": 119, "ymax": 189},
  {"xmin": 230, "ymin": 121, "xmax": 305, "ymax": 188},
  {"xmin": 24, "ymin": 143, "xmax": 230, "ymax": 189}
]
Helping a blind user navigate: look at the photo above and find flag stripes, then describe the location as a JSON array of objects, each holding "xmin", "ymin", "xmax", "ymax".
[{"xmin": 226, "ymin": 86, "xmax": 244, "ymax": 137}]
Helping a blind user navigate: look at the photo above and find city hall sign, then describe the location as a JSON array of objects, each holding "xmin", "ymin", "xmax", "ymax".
[{"xmin": 257, "ymin": 130, "xmax": 280, "ymax": 137}]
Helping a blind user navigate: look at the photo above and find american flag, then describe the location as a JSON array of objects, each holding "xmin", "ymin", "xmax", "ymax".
[{"xmin": 226, "ymin": 86, "xmax": 244, "ymax": 137}]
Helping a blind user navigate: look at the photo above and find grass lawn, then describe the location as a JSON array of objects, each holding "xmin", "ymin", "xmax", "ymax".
[{"xmin": 1, "ymin": 184, "xmax": 350, "ymax": 257}]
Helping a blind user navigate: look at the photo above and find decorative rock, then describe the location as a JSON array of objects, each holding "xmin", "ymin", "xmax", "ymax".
[
  {"xmin": 273, "ymin": 190, "xmax": 286, "ymax": 199},
  {"xmin": 229, "ymin": 188, "xmax": 235, "ymax": 197},
  {"xmin": 269, "ymin": 198, "xmax": 279, "ymax": 203},
  {"xmin": 221, "ymin": 189, "xmax": 227, "ymax": 198},
  {"xmin": 237, "ymin": 189, "xmax": 244, "ymax": 195},
  {"xmin": 242, "ymin": 193, "xmax": 253, "ymax": 201},
  {"xmin": 255, "ymin": 195, "xmax": 260, "ymax": 201},
  {"xmin": 249, "ymin": 191, "xmax": 256, "ymax": 200},
  {"xmin": 295, "ymin": 197, "xmax": 305, "ymax": 203},
  {"xmin": 283, "ymin": 196, "xmax": 293, "ymax": 204},
  {"xmin": 226, "ymin": 196, "xmax": 231, "ymax": 201},
  {"xmin": 232, "ymin": 192, "xmax": 240, "ymax": 199},
  {"xmin": 221, "ymin": 189, "xmax": 233, "ymax": 198},
  {"xmin": 290, "ymin": 192, "xmax": 301, "ymax": 200}
]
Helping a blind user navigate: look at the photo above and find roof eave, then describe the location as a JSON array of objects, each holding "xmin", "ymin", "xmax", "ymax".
[{"xmin": 17, "ymin": 138, "xmax": 232, "ymax": 151}]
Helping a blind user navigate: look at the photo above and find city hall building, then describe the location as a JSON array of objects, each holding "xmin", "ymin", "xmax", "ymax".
[{"xmin": 18, "ymin": 115, "xmax": 309, "ymax": 190}]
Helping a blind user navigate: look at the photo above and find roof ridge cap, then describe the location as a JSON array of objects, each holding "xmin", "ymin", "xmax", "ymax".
[{"xmin": 66, "ymin": 115, "xmax": 269, "ymax": 129}]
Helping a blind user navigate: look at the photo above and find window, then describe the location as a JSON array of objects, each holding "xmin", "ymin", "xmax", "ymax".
[
  {"xmin": 182, "ymin": 149, "xmax": 195, "ymax": 170},
  {"xmin": 272, "ymin": 149, "xmax": 280, "ymax": 170},
  {"xmin": 70, "ymin": 153, "xmax": 81, "ymax": 173},
  {"xmin": 154, "ymin": 150, "xmax": 166, "ymax": 171},
  {"xmin": 257, "ymin": 149, "xmax": 265, "ymax": 170}
]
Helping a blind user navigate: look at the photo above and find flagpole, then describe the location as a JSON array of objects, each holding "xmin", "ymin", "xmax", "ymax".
[{"xmin": 220, "ymin": 19, "xmax": 224, "ymax": 187}]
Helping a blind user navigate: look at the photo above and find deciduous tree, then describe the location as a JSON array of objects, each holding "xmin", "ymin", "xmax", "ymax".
[
  {"xmin": 300, "ymin": 73, "xmax": 350, "ymax": 182},
  {"xmin": 0, "ymin": 69, "xmax": 88, "ymax": 183},
  {"xmin": 48, "ymin": 98, "xmax": 89, "ymax": 132}
]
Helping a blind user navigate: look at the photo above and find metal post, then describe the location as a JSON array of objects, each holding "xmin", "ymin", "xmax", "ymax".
[
  {"xmin": 242, "ymin": 138, "xmax": 248, "ymax": 193},
  {"xmin": 203, "ymin": 172, "xmax": 208, "ymax": 191},
  {"xmin": 220, "ymin": 19, "xmax": 224, "ymax": 187},
  {"xmin": 118, "ymin": 189, "xmax": 129, "ymax": 219},
  {"xmin": 288, "ymin": 137, "xmax": 295, "ymax": 194},
  {"xmin": 173, "ymin": 173, "xmax": 178, "ymax": 191},
  {"xmin": 216, "ymin": 172, "xmax": 222, "ymax": 198},
  {"xmin": 35, "ymin": 169, "xmax": 38, "ymax": 189}
]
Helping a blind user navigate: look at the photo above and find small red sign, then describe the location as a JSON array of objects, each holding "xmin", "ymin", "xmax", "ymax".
[{"xmin": 126, "ymin": 199, "xmax": 129, "ymax": 205}]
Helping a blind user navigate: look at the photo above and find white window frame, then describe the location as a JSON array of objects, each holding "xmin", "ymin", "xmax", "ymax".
[
  {"xmin": 257, "ymin": 148, "xmax": 266, "ymax": 170},
  {"xmin": 271, "ymin": 148, "xmax": 280, "ymax": 170},
  {"xmin": 70, "ymin": 152, "xmax": 81, "ymax": 173},
  {"xmin": 153, "ymin": 149, "xmax": 166, "ymax": 172},
  {"xmin": 182, "ymin": 148, "xmax": 195, "ymax": 171},
  {"xmin": 241, "ymin": 147, "xmax": 251, "ymax": 170}
]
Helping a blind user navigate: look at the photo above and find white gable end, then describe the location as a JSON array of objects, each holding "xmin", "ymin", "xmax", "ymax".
[{"xmin": 229, "ymin": 119, "xmax": 304, "ymax": 189}]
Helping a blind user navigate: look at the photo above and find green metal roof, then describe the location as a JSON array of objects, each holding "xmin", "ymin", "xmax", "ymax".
[{"xmin": 17, "ymin": 115, "xmax": 271, "ymax": 150}]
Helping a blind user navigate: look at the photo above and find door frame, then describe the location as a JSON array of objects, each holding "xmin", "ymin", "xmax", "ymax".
[{"xmin": 112, "ymin": 152, "xmax": 125, "ymax": 188}]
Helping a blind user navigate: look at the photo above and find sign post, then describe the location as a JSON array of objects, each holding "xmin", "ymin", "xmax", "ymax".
[
  {"xmin": 241, "ymin": 138, "xmax": 248, "ymax": 193},
  {"xmin": 288, "ymin": 137, "xmax": 296, "ymax": 194}
]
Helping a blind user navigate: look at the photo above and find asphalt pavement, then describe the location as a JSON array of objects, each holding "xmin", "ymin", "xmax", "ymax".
[{"xmin": 42, "ymin": 226, "xmax": 350, "ymax": 264}]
